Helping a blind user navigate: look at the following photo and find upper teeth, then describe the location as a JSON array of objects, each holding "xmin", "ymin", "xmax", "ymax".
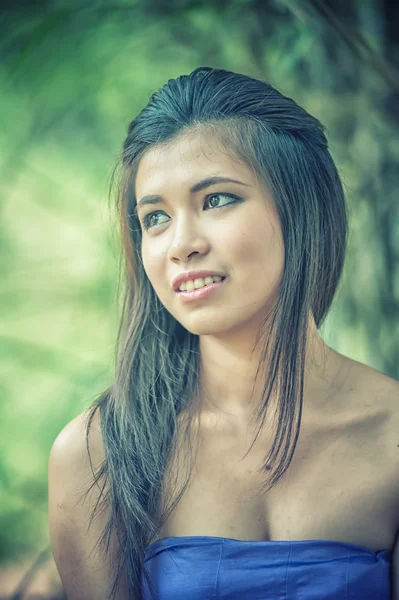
[{"xmin": 178, "ymin": 275, "xmax": 223, "ymax": 291}]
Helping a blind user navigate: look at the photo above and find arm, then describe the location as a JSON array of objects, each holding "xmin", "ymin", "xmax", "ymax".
[{"xmin": 48, "ymin": 410, "xmax": 129, "ymax": 599}]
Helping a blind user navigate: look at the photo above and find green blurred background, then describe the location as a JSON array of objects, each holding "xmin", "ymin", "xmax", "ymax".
[{"xmin": 0, "ymin": 0, "xmax": 398, "ymax": 597}]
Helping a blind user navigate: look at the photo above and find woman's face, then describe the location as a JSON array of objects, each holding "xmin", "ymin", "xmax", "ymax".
[{"xmin": 135, "ymin": 130, "xmax": 284, "ymax": 337}]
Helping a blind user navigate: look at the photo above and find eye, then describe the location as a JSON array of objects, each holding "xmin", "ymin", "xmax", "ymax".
[
  {"xmin": 204, "ymin": 193, "xmax": 239, "ymax": 210},
  {"xmin": 141, "ymin": 193, "xmax": 242, "ymax": 231},
  {"xmin": 141, "ymin": 211, "xmax": 169, "ymax": 231}
]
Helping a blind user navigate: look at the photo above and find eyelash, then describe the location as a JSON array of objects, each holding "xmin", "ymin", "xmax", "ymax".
[{"xmin": 141, "ymin": 193, "xmax": 242, "ymax": 231}]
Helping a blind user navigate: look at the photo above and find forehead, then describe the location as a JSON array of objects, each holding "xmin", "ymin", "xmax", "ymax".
[{"xmin": 135, "ymin": 131, "xmax": 254, "ymax": 194}]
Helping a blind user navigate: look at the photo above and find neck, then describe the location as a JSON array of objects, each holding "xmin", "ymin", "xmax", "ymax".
[{"xmin": 197, "ymin": 314, "xmax": 340, "ymax": 422}]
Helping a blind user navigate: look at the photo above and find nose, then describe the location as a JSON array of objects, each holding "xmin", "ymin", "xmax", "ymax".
[{"xmin": 167, "ymin": 216, "xmax": 210, "ymax": 262}]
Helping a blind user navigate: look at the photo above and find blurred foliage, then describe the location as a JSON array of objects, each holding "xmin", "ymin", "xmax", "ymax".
[{"xmin": 0, "ymin": 0, "xmax": 398, "ymax": 594}]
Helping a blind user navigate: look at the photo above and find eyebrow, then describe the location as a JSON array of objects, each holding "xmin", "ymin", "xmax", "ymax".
[{"xmin": 134, "ymin": 176, "xmax": 250, "ymax": 215}]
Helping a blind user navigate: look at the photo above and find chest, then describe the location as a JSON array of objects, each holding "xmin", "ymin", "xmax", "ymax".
[{"xmin": 158, "ymin": 403, "xmax": 399, "ymax": 553}]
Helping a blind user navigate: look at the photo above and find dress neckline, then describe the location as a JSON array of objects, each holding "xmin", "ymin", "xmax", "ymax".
[{"xmin": 144, "ymin": 534, "xmax": 390, "ymax": 558}]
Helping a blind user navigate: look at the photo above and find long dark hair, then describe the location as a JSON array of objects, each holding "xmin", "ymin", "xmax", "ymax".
[{"xmin": 83, "ymin": 66, "xmax": 348, "ymax": 599}]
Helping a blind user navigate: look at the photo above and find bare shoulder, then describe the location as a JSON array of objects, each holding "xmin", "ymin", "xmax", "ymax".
[
  {"xmin": 366, "ymin": 365, "xmax": 399, "ymax": 448},
  {"xmin": 354, "ymin": 358, "xmax": 398, "ymax": 414},
  {"xmin": 340, "ymin": 354, "xmax": 399, "ymax": 454},
  {"xmin": 336, "ymin": 352, "xmax": 399, "ymax": 411},
  {"xmin": 48, "ymin": 408, "xmax": 106, "ymax": 514},
  {"xmin": 48, "ymin": 408, "xmax": 128, "ymax": 599},
  {"xmin": 49, "ymin": 407, "xmax": 104, "ymax": 478}
]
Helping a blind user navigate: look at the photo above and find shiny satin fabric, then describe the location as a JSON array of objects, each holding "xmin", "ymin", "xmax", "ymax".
[{"xmin": 142, "ymin": 536, "xmax": 391, "ymax": 599}]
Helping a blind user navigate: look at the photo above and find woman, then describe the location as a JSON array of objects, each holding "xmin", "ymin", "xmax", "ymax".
[{"xmin": 48, "ymin": 67, "xmax": 399, "ymax": 600}]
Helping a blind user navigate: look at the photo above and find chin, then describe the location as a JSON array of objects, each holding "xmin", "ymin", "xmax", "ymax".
[{"xmin": 179, "ymin": 316, "xmax": 242, "ymax": 337}]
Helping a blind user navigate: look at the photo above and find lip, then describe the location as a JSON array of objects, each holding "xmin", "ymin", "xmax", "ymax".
[
  {"xmin": 176, "ymin": 278, "xmax": 226, "ymax": 303},
  {"xmin": 172, "ymin": 271, "xmax": 227, "ymax": 292}
]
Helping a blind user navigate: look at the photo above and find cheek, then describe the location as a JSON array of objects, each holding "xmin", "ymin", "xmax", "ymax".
[
  {"xmin": 142, "ymin": 244, "xmax": 168, "ymax": 290},
  {"xmin": 234, "ymin": 216, "xmax": 281, "ymax": 257},
  {"xmin": 236, "ymin": 220, "xmax": 284, "ymax": 282},
  {"xmin": 141, "ymin": 246, "xmax": 156, "ymax": 280}
]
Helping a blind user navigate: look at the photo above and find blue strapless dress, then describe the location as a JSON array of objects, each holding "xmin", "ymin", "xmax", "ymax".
[{"xmin": 142, "ymin": 535, "xmax": 391, "ymax": 599}]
